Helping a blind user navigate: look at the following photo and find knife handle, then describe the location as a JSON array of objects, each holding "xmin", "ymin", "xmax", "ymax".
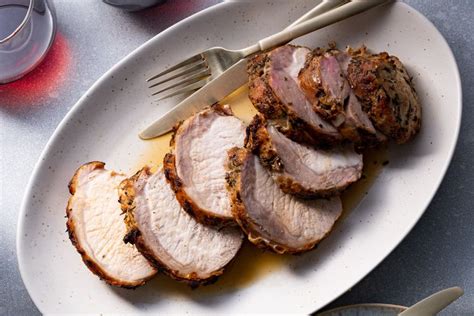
[{"xmin": 242, "ymin": 0, "xmax": 391, "ymax": 55}]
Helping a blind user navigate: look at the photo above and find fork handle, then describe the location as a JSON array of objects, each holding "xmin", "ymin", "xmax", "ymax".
[
  {"xmin": 242, "ymin": 0, "xmax": 392, "ymax": 56},
  {"xmin": 286, "ymin": 0, "xmax": 349, "ymax": 29}
]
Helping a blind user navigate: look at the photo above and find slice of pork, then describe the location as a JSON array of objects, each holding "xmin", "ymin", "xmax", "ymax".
[
  {"xmin": 347, "ymin": 47, "xmax": 421, "ymax": 143},
  {"xmin": 66, "ymin": 162, "xmax": 156, "ymax": 288},
  {"xmin": 299, "ymin": 48, "xmax": 350, "ymax": 123},
  {"xmin": 246, "ymin": 114, "xmax": 363, "ymax": 198},
  {"xmin": 298, "ymin": 46, "xmax": 385, "ymax": 146},
  {"xmin": 164, "ymin": 103, "xmax": 246, "ymax": 225},
  {"xmin": 248, "ymin": 45, "xmax": 342, "ymax": 146},
  {"xmin": 119, "ymin": 167, "xmax": 242, "ymax": 286},
  {"xmin": 226, "ymin": 148, "xmax": 343, "ymax": 254}
]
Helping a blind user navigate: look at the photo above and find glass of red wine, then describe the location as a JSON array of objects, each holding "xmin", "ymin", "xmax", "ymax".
[{"xmin": 0, "ymin": 0, "xmax": 56, "ymax": 84}]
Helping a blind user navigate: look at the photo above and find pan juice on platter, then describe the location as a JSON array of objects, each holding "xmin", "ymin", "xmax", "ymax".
[{"xmin": 136, "ymin": 84, "xmax": 387, "ymax": 290}]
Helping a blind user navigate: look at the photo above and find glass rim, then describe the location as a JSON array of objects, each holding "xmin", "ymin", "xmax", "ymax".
[{"xmin": 0, "ymin": 0, "xmax": 35, "ymax": 44}]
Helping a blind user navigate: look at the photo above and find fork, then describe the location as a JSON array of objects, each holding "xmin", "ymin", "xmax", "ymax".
[{"xmin": 146, "ymin": 0, "xmax": 388, "ymax": 100}]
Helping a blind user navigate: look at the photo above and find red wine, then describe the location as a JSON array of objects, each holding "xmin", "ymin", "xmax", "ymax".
[{"xmin": 0, "ymin": 3, "xmax": 56, "ymax": 83}]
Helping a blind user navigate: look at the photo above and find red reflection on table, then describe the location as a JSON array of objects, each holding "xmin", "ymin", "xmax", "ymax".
[{"xmin": 0, "ymin": 32, "xmax": 71, "ymax": 107}]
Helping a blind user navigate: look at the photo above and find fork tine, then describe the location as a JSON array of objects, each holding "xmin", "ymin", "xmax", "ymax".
[
  {"xmin": 153, "ymin": 80, "xmax": 207, "ymax": 99},
  {"xmin": 151, "ymin": 69, "xmax": 211, "ymax": 95},
  {"xmin": 147, "ymin": 54, "xmax": 203, "ymax": 82},
  {"xmin": 148, "ymin": 60, "xmax": 207, "ymax": 89}
]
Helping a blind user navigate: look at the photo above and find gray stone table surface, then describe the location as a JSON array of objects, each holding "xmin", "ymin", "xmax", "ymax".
[{"xmin": 0, "ymin": 0, "xmax": 472, "ymax": 315}]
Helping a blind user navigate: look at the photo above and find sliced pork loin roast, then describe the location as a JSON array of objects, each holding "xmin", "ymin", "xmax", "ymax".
[
  {"xmin": 298, "ymin": 47, "xmax": 350, "ymax": 122},
  {"xmin": 246, "ymin": 114, "xmax": 363, "ymax": 198},
  {"xmin": 66, "ymin": 162, "xmax": 156, "ymax": 288},
  {"xmin": 226, "ymin": 148, "xmax": 343, "ymax": 254},
  {"xmin": 248, "ymin": 45, "xmax": 342, "ymax": 146},
  {"xmin": 164, "ymin": 103, "xmax": 246, "ymax": 225},
  {"xmin": 298, "ymin": 46, "xmax": 385, "ymax": 146},
  {"xmin": 347, "ymin": 47, "xmax": 421, "ymax": 143},
  {"xmin": 119, "ymin": 167, "xmax": 242, "ymax": 286}
]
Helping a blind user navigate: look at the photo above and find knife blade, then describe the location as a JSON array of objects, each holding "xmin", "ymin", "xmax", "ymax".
[{"xmin": 139, "ymin": 59, "xmax": 247, "ymax": 139}]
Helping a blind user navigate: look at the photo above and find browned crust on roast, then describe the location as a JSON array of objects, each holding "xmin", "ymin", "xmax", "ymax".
[
  {"xmin": 118, "ymin": 167, "xmax": 228, "ymax": 287},
  {"xmin": 338, "ymin": 119, "xmax": 384, "ymax": 149},
  {"xmin": 225, "ymin": 148, "xmax": 326, "ymax": 254},
  {"xmin": 66, "ymin": 161, "xmax": 156, "ymax": 289},
  {"xmin": 117, "ymin": 167, "xmax": 147, "ymax": 239},
  {"xmin": 245, "ymin": 114, "xmax": 283, "ymax": 172},
  {"xmin": 209, "ymin": 102, "xmax": 234, "ymax": 116},
  {"xmin": 271, "ymin": 169, "xmax": 358, "ymax": 199},
  {"xmin": 298, "ymin": 46, "xmax": 390, "ymax": 148},
  {"xmin": 248, "ymin": 53, "xmax": 287, "ymax": 119},
  {"xmin": 163, "ymin": 153, "xmax": 234, "ymax": 227},
  {"xmin": 347, "ymin": 49, "xmax": 421, "ymax": 144},
  {"xmin": 168, "ymin": 103, "xmax": 234, "ymax": 148},
  {"xmin": 246, "ymin": 115, "xmax": 358, "ymax": 198},
  {"xmin": 247, "ymin": 50, "xmax": 341, "ymax": 147},
  {"xmin": 246, "ymin": 115, "xmax": 322, "ymax": 198},
  {"xmin": 163, "ymin": 103, "xmax": 237, "ymax": 226},
  {"xmin": 299, "ymin": 47, "xmax": 345, "ymax": 121}
]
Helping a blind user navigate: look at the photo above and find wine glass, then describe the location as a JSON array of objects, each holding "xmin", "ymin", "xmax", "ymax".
[{"xmin": 0, "ymin": 0, "xmax": 56, "ymax": 84}]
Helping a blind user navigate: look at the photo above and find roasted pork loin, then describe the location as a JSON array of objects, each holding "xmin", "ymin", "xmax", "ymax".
[
  {"xmin": 226, "ymin": 148, "xmax": 343, "ymax": 254},
  {"xmin": 347, "ymin": 47, "xmax": 421, "ymax": 143},
  {"xmin": 249, "ymin": 44, "xmax": 420, "ymax": 147},
  {"xmin": 66, "ymin": 162, "xmax": 156, "ymax": 288},
  {"xmin": 298, "ymin": 46, "xmax": 385, "ymax": 146},
  {"xmin": 164, "ymin": 103, "xmax": 246, "ymax": 225},
  {"xmin": 66, "ymin": 42, "xmax": 423, "ymax": 286},
  {"xmin": 246, "ymin": 114, "xmax": 363, "ymax": 198},
  {"xmin": 248, "ymin": 45, "xmax": 342, "ymax": 146},
  {"xmin": 119, "ymin": 167, "xmax": 242, "ymax": 286}
]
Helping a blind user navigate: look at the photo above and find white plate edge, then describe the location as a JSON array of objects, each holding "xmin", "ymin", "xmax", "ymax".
[
  {"xmin": 313, "ymin": 2, "xmax": 463, "ymax": 312},
  {"xmin": 15, "ymin": 2, "xmax": 229, "ymax": 313},
  {"xmin": 15, "ymin": 1, "xmax": 463, "ymax": 313}
]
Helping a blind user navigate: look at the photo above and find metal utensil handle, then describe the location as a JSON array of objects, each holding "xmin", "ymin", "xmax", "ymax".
[
  {"xmin": 242, "ymin": 0, "xmax": 391, "ymax": 55},
  {"xmin": 287, "ymin": 0, "xmax": 348, "ymax": 29}
]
